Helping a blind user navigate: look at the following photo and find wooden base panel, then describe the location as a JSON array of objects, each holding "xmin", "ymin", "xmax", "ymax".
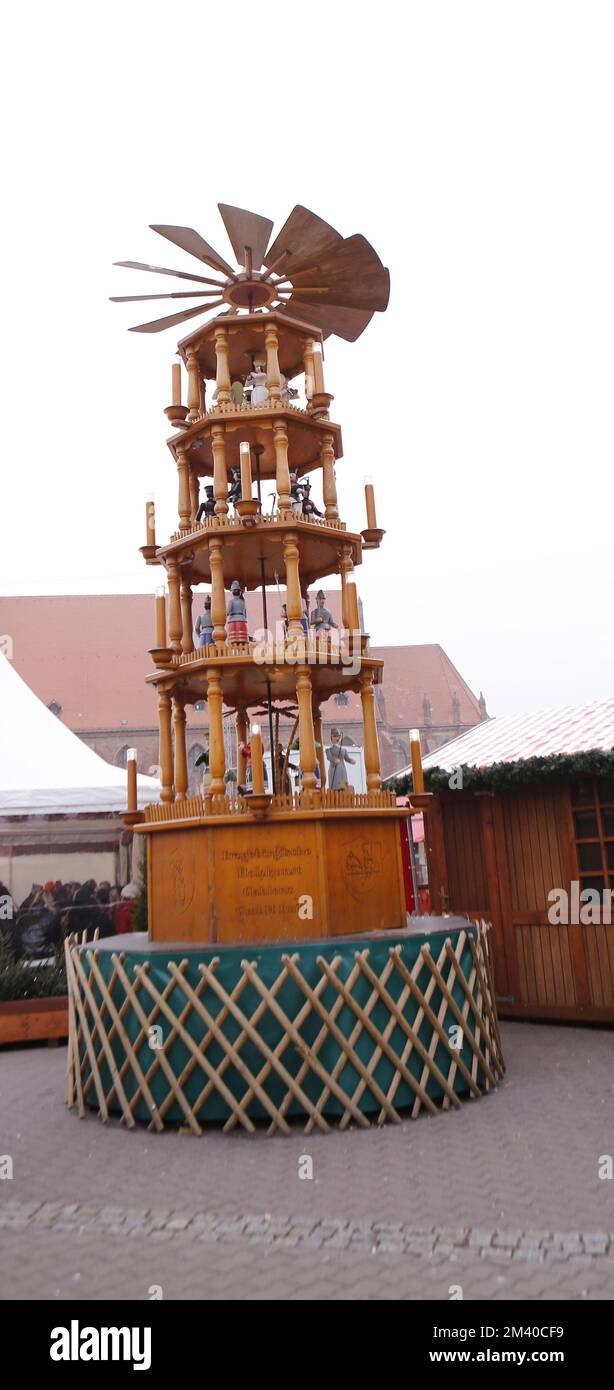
[{"xmin": 145, "ymin": 812, "xmax": 409, "ymax": 944}]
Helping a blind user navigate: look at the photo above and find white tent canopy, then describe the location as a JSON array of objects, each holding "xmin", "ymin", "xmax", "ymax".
[{"xmin": 0, "ymin": 653, "xmax": 160, "ymax": 815}]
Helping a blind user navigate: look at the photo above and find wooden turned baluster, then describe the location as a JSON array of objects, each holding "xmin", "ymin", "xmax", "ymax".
[
  {"xmin": 158, "ymin": 689, "xmax": 174, "ymax": 803},
  {"xmin": 173, "ymin": 697, "xmax": 188, "ymax": 801},
  {"xmin": 212, "ymin": 424, "xmax": 229, "ymax": 518},
  {"xmin": 209, "ymin": 536, "xmax": 226, "ymax": 644}
]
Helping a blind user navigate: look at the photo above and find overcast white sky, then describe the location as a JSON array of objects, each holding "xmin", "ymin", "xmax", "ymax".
[{"xmin": 1, "ymin": 1, "xmax": 612, "ymax": 716}]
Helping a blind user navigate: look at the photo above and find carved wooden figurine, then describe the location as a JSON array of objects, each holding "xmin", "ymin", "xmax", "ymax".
[
  {"xmin": 194, "ymin": 595, "xmax": 214, "ymax": 649},
  {"xmin": 226, "ymin": 579, "xmax": 248, "ymax": 642},
  {"xmin": 196, "ymin": 484, "xmax": 216, "ymax": 522},
  {"xmin": 326, "ymin": 727, "xmax": 356, "ymax": 790},
  {"xmin": 309, "ymin": 589, "xmax": 338, "ymax": 632}
]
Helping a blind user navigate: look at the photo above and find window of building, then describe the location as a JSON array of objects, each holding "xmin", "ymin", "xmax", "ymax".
[
  {"xmin": 115, "ymin": 745, "xmax": 129, "ymax": 769},
  {"xmin": 570, "ymin": 776, "xmax": 614, "ymax": 896},
  {"xmin": 335, "ymin": 692, "xmax": 349, "ymax": 708}
]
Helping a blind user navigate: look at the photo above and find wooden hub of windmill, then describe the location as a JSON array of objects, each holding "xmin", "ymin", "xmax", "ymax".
[{"xmin": 224, "ymin": 275, "xmax": 277, "ymax": 310}]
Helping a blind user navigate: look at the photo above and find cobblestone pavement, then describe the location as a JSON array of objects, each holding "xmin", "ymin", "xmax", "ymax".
[{"xmin": 1, "ymin": 1021, "xmax": 613, "ymax": 1300}]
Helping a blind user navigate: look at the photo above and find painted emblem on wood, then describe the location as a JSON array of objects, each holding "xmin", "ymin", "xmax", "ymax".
[
  {"xmin": 343, "ymin": 837, "xmax": 383, "ymax": 899},
  {"xmin": 169, "ymin": 848, "xmax": 196, "ymax": 916}
]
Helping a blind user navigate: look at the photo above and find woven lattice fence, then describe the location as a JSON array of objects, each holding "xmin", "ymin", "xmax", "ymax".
[{"xmin": 65, "ymin": 922, "xmax": 504, "ymax": 1136}]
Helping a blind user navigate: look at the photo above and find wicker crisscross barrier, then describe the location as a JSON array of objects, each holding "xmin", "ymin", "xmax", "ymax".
[{"xmin": 65, "ymin": 921, "xmax": 504, "ymax": 1135}]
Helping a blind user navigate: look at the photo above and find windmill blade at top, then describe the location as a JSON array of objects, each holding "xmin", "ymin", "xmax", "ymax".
[
  {"xmin": 150, "ymin": 225, "xmax": 236, "ymax": 278},
  {"xmin": 111, "ymin": 291, "xmax": 225, "ymax": 303},
  {"xmin": 289, "ymin": 234, "xmax": 390, "ymax": 311},
  {"xmin": 128, "ymin": 301, "xmax": 225, "ymax": 334},
  {"xmin": 114, "ymin": 260, "xmax": 226, "ymax": 287},
  {"xmin": 263, "ymin": 205, "xmax": 342, "ymax": 277},
  {"xmin": 278, "ymin": 300, "xmax": 375, "ymax": 342},
  {"xmin": 218, "ymin": 203, "xmax": 274, "ymax": 271}
]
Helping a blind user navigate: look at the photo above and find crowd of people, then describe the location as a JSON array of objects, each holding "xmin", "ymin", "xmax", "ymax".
[{"xmin": 0, "ymin": 877, "xmax": 141, "ymax": 959}]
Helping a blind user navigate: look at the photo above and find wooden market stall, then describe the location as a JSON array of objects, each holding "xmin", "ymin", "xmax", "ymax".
[{"xmin": 402, "ymin": 701, "xmax": 614, "ymax": 1024}]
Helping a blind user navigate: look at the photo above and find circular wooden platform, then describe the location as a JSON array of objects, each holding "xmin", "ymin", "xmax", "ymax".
[{"xmin": 65, "ymin": 918, "xmax": 504, "ymax": 1135}]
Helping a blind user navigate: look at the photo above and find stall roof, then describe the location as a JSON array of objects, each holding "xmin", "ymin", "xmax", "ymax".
[
  {"xmin": 0, "ymin": 654, "xmax": 160, "ymax": 815},
  {"xmin": 418, "ymin": 698, "xmax": 614, "ymax": 773}
]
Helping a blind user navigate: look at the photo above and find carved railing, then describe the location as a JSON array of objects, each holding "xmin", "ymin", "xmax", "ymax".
[
  {"xmin": 170, "ymin": 510, "xmax": 347, "ymax": 543},
  {"xmin": 143, "ymin": 787, "xmax": 397, "ymax": 823},
  {"xmin": 172, "ymin": 632, "xmax": 362, "ymax": 666}
]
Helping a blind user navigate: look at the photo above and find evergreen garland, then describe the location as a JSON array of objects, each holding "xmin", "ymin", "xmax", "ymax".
[
  {"xmin": 387, "ymin": 747, "xmax": 614, "ymax": 796},
  {"xmin": 0, "ymin": 933, "xmax": 67, "ymax": 1002}
]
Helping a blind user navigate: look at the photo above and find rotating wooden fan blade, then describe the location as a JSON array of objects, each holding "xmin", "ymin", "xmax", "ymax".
[
  {"xmin": 278, "ymin": 300, "xmax": 374, "ymax": 342},
  {"xmin": 129, "ymin": 302, "xmax": 224, "ymax": 333},
  {"xmin": 218, "ymin": 203, "xmax": 274, "ymax": 271},
  {"xmin": 263, "ymin": 205, "xmax": 342, "ymax": 276},
  {"xmin": 111, "ymin": 291, "xmax": 225, "ymax": 302},
  {"xmin": 150, "ymin": 225, "xmax": 236, "ymax": 278},
  {"xmin": 289, "ymin": 234, "xmax": 390, "ymax": 312},
  {"xmin": 114, "ymin": 259, "xmax": 226, "ymax": 287}
]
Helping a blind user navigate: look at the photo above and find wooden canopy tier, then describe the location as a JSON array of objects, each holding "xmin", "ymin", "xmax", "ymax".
[
  {"xmin": 156, "ymin": 515, "xmax": 361, "ymax": 592},
  {"xmin": 176, "ymin": 309, "xmax": 333, "ymax": 391}
]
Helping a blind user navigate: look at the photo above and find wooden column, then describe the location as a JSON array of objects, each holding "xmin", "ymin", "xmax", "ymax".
[
  {"xmin": 166, "ymin": 558, "xmax": 182, "ymax": 653},
  {"xmin": 180, "ymin": 580, "xmax": 194, "ymax": 654},
  {"xmin": 214, "ymin": 326, "xmax": 231, "ymax": 407},
  {"xmin": 264, "ymin": 321, "xmax": 282, "ymax": 402},
  {"xmin": 158, "ymin": 689, "xmax": 174, "ymax": 803},
  {"xmin": 360, "ymin": 668, "xmax": 381, "ymax": 792},
  {"xmin": 189, "ymin": 468, "xmax": 199, "ymax": 524},
  {"xmin": 206, "ymin": 669, "xmax": 225, "ymax": 795},
  {"xmin": 321, "ymin": 434, "xmax": 338, "ymax": 521},
  {"xmin": 283, "ymin": 533, "xmax": 303, "ymax": 638},
  {"xmin": 303, "ymin": 338, "xmax": 315, "ymax": 408},
  {"xmin": 186, "ymin": 348, "xmax": 202, "ymax": 423},
  {"xmin": 236, "ymin": 708, "xmax": 248, "ymax": 784},
  {"xmin": 173, "ymin": 696, "xmax": 188, "ymax": 801},
  {"xmin": 211, "ymin": 424, "xmax": 229, "ymax": 518},
  {"xmin": 273, "ymin": 419, "xmax": 291, "ymax": 513},
  {"xmin": 296, "ymin": 668, "xmax": 317, "ymax": 792},
  {"xmin": 313, "ymin": 705, "xmax": 326, "ymax": 787},
  {"xmin": 209, "ymin": 536, "xmax": 226, "ymax": 643},
  {"xmin": 177, "ymin": 447, "xmax": 191, "ymax": 534}
]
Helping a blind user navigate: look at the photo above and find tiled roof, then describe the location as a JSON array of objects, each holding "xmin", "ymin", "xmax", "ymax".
[
  {"xmin": 0, "ymin": 595, "xmax": 483, "ymax": 733},
  {"xmin": 420, "ymin": 699, "xmax": 614, "ymax": 772}
]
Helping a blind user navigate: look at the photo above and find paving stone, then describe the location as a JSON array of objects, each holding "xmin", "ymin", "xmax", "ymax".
[
  {"xmin": 468, "ymin": 1229, "xmax": 494, "ymax": 1249},
  {"xmin": 2, "ymin": 1021, "xmax": 614, "ymax": 1300}
]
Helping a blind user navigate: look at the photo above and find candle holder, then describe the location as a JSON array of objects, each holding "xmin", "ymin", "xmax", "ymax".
[
  {"xmin": 235, "ymin": 498, "xmax": 260, "ymax": 524},
  {"xmin": 148, "ymin": 646, "xmax": 173, "ymax": 667},
  {"xmin": 310, "ymin": 391, "xmax": 334, "ymax": 419},
  {"xmin": 360, "ymin": 526, "xmax": 385, "ymax": 549},
  {"xmin": 164, "ymin": 404, "xmax": 189, "ymax": 429},
  {"xmin": 139, "ymin": 544, "xmax": 159, "ymax": 564},
  {"xmin": 247, "ymin": 790, "xmax": 272, "ymax": 818}
]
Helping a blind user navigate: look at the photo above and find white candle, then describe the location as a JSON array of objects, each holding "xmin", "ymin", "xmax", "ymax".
[
  {"xmin": 240, "ymin": 441, "xmax": 252, "ymax": 500},
  {"xmin": 312, "ymin": 341, "xmax": 325, "ymax": 393}
]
